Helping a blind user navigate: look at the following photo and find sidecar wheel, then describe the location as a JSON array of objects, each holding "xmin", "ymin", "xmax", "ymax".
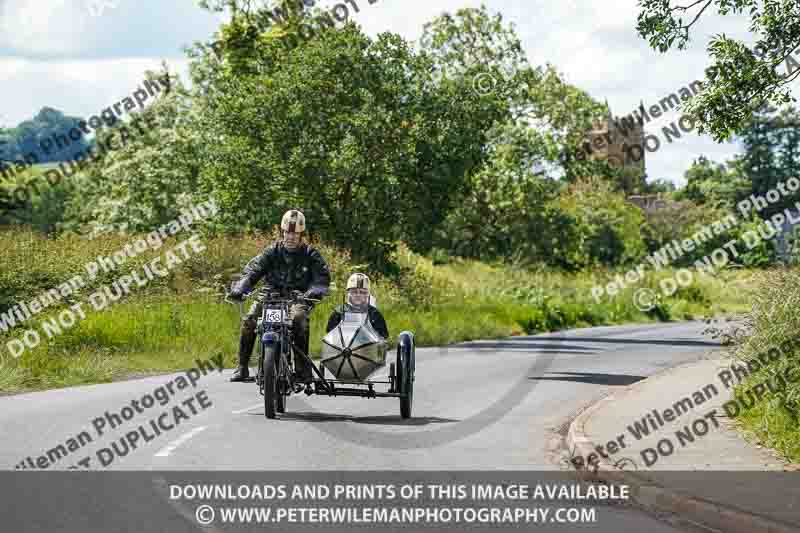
[{"xmin": 397, "ymin": 332, "xmax": 415, "ymax": 419}]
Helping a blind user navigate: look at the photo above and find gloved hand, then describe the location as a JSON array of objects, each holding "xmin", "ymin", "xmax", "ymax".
[
  {"xmin": 289, "ymin": 303, "xmax": 309, "ymax": 322},
  {"xmin": 228, "ymin": 287, "xmax": 245, "ymax": 301}
]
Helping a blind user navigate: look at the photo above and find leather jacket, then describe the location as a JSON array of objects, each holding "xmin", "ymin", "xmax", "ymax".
[{"xmin": 234, "ymin": 241, "xmax": 331, "ymax": 301}]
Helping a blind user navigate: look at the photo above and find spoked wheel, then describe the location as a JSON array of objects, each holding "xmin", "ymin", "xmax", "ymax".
[
  {"xmin": 396, "ymin": 332, "xmax": 415, "ymax": 419},
  {"xmin": 263, "ymin": 345, "xmax": 278, "ymax": 419}
]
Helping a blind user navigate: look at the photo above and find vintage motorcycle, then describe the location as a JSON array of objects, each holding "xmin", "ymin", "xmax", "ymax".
[{"xmin": 227, "ymin": 290, "xmax": 415, "ymax": 419}]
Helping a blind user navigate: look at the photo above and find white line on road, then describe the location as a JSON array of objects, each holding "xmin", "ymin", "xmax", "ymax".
[
  {"xmin": 154, "ymin": 426, "xmax": 207, "ymax": 457},
  {"xmin": 231, "ymin": 403, "xmax": 262, "ymax": 414}
]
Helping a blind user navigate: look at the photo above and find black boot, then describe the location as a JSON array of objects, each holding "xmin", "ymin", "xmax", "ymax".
[
  {"xmin": 295, "ymin": 358, "xmax": 312, "ymax": 383},
  {"xmin": 230, "ymin": 365, "xmax": 249, "ymax": 382},
  {"xmin": 230, "ymin": 328, "xmax": 256, "ymax": 382},
  {"xmin": 294, "ymin": 330, "xmax": 313, "ymax": 383}
]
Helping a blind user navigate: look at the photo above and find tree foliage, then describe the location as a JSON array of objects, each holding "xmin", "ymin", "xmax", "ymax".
[
  {"xmin": 63, "ymin": 68, "xmax": 203, "ymax": 236},
  {"xmin": 437, "ymin": 122, "xmax": 564, "ymax": 261},
  {"xmin": 637, "ymin": 0, "xmax": 800, "ymax": 140},
  {"xmin": 549, "ymin": 177, "xmax": 647, "ymax": 270},
  {"xmin": 675, "ymin": 155, "xmax": 749, "ymax": 208},
  {"xmin": 3, "ymin": 1, "xmax": 709, "ymax": 272},
  {"xmin": 0, "ymin": 107, "xmax": 91, "ymax": 166},
  {"xmin": 420, "ymin": 5, "xmax": 631, "ymax": 266},
  {"xmin": 738, "ymin": 105, "xmax": 800, "ymax": 218},
  {"xmin": 195, "ymin": 4, "xmax": 504, "ymax": 269}
]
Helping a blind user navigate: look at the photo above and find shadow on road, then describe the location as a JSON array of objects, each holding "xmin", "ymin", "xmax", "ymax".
[
  {"xmin": 250, "ymin": 411, "xmax": 460, "ymax": 426},
  {"xmin": 452, "ymin": 342, "xmax": 599, "ymax": 354},
  {"xmin": 530, "ymin": 371, "xmax": 646, "ymax": 386},
  {"xmin": 453, "ymin": 334, "xmax": 719, "ymax": 353},
  {"xmin": 531, "ymin": 336, "xmax": 720, "ymax": 347}
]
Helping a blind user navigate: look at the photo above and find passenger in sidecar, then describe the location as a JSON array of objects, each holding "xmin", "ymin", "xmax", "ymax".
[{"xmin": 325, "ymin": 273, "xmax": 388, "ymax": 339}]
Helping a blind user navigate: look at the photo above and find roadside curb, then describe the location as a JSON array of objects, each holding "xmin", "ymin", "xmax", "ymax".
[{"xmin": 565, "ymin": 361, "xmax": 800, "ymax": 533}]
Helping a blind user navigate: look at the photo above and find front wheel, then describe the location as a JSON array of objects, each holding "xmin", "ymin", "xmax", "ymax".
[
  {"xmin": 276, "ymin": 364, "xmax": 286, "ymax": 414},
  {"xmin": 263, "ymin": 344, "xmax": 278, "ymax": 419}
]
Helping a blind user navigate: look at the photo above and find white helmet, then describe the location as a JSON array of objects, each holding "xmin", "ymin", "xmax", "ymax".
[
  {"xmin": 346, "ymin": 273, "xmax": 370, "ymax": 291},
  {"xmin": 346, "ymin": 273, "xmax": 371, "ymax": 309},
  {"xmin": 280, "ymin": 209, "xmax": 306, "ymax": 233}
]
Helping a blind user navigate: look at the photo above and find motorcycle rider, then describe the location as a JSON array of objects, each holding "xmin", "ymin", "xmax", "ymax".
[
  {"xmin": 326, "ymin": 273, "xmax": 389, "ymax": 339},
  {"xmin": 228, "ymin": 209, "xmax": 331, "ymax": 383}
]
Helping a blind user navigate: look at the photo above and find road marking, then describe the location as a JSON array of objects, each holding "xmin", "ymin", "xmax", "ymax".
[
  {"xmin": 231, "ymin": 403, "xmax": 262, "ymax": 414},
  {"xmin": 154, "ymin": 426, "xmax": 207, "ymax": 457}
]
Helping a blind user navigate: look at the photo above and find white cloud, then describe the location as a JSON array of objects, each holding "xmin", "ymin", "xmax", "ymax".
[
  {"xmin": 0, "ymin": 56, "xmax": 189, "ymax": 124},
  {"xmin": 0, "ymin": 0, "xmax": 221, "ymax": 59},
  {"xmin": 0, "ymin": 0, "xmax": 796, "ymax": 184},
  {"xmin": 1, "ymin": 0, "xmax": 96, "ymax": 55}
]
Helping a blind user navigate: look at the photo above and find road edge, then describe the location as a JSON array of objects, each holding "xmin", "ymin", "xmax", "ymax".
[{"xmin": 565, "ymin": 360, "xmax": 800, "ymax": 533}]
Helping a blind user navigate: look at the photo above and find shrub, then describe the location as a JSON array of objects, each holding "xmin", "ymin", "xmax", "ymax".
[
  {"xmin": 728, "ymin": 268, "xmax": 800, "ymax": 462},
  {"xmin": 548, "ymin": 177, "xmax": 647, "ymax": 270}
]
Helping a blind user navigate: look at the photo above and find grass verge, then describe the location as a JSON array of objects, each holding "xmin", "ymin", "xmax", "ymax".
[
  {"xmin": 0, "ymin": 230, "xmax": 755, "ymax": 394},
  {"xmin": 724, "ymin": 268, "xmax": 800, "ymax": 464}
]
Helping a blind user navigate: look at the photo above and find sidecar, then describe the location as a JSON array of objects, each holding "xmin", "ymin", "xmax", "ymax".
[{"xmin": 317, "ymin": 311, "xmax": 415, "ymax": 418}]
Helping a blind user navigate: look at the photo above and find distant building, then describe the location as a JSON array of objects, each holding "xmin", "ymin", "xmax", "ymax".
[
  {"xmin": 584, "ymin": 107, "xmax": 646, "ymax": 174},
  {"xmin": 627, "ymin": 194, "xmax": 668, "ymax": 212}
]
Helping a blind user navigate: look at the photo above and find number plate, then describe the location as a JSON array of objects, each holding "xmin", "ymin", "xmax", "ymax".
[{"xmin": 264, "ymin": 308, "xmax": 284, "ymax": 323}]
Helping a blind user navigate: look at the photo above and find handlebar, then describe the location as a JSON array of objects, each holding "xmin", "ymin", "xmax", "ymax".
[
  {"xmin": 224, "ymin": 287, "xmax": 254, "ymax": 319},
  {"xmin": 224, "ymin": 289, "xmax": 320, "ymax": 316},
  {"xmin": 223, "ymin": 289, "xmax": 253, "ymax": 304},
  {"xmin": 290, "ymin": 290, "xmax": 321, "ymax": 305}
]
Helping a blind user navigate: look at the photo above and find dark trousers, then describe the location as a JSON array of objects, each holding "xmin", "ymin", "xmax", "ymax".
[{"xmin": 238, "ymin": 299, "xmax": 311, "ymax": 377}]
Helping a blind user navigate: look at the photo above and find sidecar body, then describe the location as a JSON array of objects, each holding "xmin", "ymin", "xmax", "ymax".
[{"xmin": 320, "ymin": 311, "xmax": 387, "ymax": 382}]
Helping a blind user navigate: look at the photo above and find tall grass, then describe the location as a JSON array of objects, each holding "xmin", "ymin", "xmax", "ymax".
[
  {"xmin": 726, "ymin": 268, "xmax": 800, "ymax": 463},
  {"xmin": 0, "ymin": 230, "xmax": 754, "ymax": 394}
]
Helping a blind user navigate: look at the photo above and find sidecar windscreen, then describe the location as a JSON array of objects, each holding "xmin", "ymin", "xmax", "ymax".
[{"xmin": 321, "ymin": 312, "xmax": 387, "ymax": 381}]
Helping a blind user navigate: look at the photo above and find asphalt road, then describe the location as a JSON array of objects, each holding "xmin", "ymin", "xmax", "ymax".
[{"xmin": 0, "ymin": 321, "xmax": 724, "ymax": 532}]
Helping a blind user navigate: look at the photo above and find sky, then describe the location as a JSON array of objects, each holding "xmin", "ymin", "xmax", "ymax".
[{"xmin": 1, "ymin": 0, "xmax": 798, "ymax": 186}]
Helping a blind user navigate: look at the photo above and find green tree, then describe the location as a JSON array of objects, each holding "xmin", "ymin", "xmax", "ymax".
[
  {"xmin": 420, "ymin": 5, "xmax": 621, "ymax": 264},
  {"xmin": 194, "ymin": 6, "xmax": 501, "ymax": 269},
  {"xmin": 642, "ymin": 177, "xmax": 677, "ymax": 195},
  {"xmin": 737, "ymin": 106, "xmax": 800, "ymax": 218},
  {"xmin": 419, "ymin": 5, "xmax": 612, "ymax": 181},
  {"xmin": 675, "ymin": 155, "xmax": 749, "ymax": 208},
  {"xmin": 549, "ymin": 177, "xmax": 647, "ymax": 270},
  {"xmin": 1, "ymin": 107, "xmax": 90, "ymax": 164},
  {"xmin": 437, "ymin": 122, "xmax": 564, "ymax": 261},
  {"xmin": 64, "ymin": 68, "xmax": 204, "ymax": 236},
  {"xmin": 636, "ymin": 0, "xmax": 800, "ymax": 140}
]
